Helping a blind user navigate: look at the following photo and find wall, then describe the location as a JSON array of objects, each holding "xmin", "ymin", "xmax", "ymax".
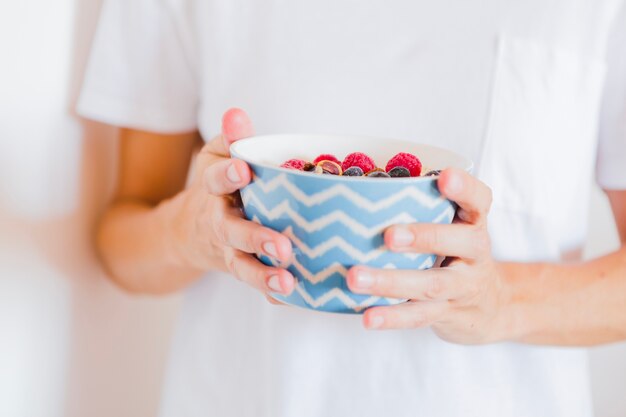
[
  {"xmin": 0, "ymin": 1, "xmax": 624, "ymax": 417},
  {"xmin": 0, "ymin": 2, "xmax": 181, "ymax": 417}
]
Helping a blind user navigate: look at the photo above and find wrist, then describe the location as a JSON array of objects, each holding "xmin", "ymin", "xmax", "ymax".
[
  {"xmin": 155, "ymin": 191, "xmax": 197, "ymax": 269},
  {"xmin": 494, "ymin": 262, "xmax": 546, "ymax": 343}
]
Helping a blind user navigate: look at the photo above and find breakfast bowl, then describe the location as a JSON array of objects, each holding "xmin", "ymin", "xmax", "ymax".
[{"xmin": 230, "ymin": 134, "xmax": 473, "ymax": 314}]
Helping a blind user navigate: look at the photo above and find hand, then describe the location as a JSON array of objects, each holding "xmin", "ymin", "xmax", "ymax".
[
  {"xmin": 167, "ymin": 108, "xmax": 295, "ymax": 296},
  {"xmin": 346, "ymin": 169, "xmax": 508, "ymax": 344}
]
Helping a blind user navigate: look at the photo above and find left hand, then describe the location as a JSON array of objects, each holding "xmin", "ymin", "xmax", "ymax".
[{"xmin": 346, "ymin": 168, "xmax": 509, "ymax": 344}]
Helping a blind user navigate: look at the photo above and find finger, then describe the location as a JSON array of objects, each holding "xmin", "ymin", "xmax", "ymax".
[
  {"xmin": 203, "ymin": 158, "xmax": 252, "ymax": 196},
  {"xmin": 347, "ymin": 266, "xmax": 477, "ymax": 301},
  {"xmin": 202, "ymin": 108, "xmax": 255, "ymax": 158},
  {"xmin": 222, "ymin": 107, "xmax": 255, "ymax": 145},
  {"xmin": 363, "ymin": 301, "xmax": 449, "ymax": 330},
  {"xmin": 384, "ymin": 223, "xmax": 489, "ymax": 259},
  {"xmin": 224, "ymin": 248, "xmax": 295, "ymax": 295},
  {"xmin": 437, "ymin": 168, "xmax": 492, "ymax": 224},
  {"xmin": 265, "ymin": 294, "xmax": 288, "ymax": 306},
  {"xmin": 214, "ymin": 213, "xmax": 293, "ymax": 263}
]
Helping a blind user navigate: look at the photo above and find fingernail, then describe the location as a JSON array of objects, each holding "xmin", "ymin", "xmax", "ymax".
[
  {"xmin": 226, "ymin": 163, "xmax": 241, "ymax": 183},
  {"xmin": 354, "ymin": 269, "xmax": 374, "ymax": 289},
  {"xmin": 446, "ymin": 173, "xmax": 462, "ymax": 195},
  {"xmin": 368, "ymin": 316, "xmax": 385, "ymax": 329},
  {"xmin": 262, "ymin": 241, "xmax": 278, "ymax": 259},
  {"xmin": 267, "ymin": 275, "xmax": 282, "ymax": 292},
  {"xmin": 392, "ymin": 227, "xmax": 414, "ymax": 247}
]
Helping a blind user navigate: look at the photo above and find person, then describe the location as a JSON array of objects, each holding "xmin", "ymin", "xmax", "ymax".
[{"xmin": 77, "ymin": 0, "xmax": 626, "ymax": 416}]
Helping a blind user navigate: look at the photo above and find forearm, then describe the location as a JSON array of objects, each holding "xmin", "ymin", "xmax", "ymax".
[
  {"xmin": 504, "ymin": 247, "xmax": 626, "ymax": 345},
  {"xmin": 96, "ymin": 196, "xmax": 222, "ymax": 295}
]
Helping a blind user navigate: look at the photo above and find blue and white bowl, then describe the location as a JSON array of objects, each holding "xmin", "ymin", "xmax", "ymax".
[{"xmin": 230, "ymin": 135, "xmax": 472, "ymax": 314}]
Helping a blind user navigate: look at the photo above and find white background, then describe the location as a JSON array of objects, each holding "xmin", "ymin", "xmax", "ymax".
[{"xmin": 0, "ymin": 1, "xmax": 625, "ymax": 416}]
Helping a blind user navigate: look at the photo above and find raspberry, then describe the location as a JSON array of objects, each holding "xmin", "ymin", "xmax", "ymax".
[
  {"xmin": 313, "ymin": 154, "xmax": 341, "ymax": 165},
  {"xmin": 342, "ymin": 152, "xmax": 376, "ymax": 173},
  {"xmin": 385, "ymin": 153, "xmax": 422, "ymax": 177},
  {"xmin": 280, "ymin": 159, "xmax": 306, "ymax": 170}
]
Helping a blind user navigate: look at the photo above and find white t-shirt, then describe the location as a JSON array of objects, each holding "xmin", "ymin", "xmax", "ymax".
[{"xmin": 78, "ymin": 1, "xmax": 626, "ymax": 416}]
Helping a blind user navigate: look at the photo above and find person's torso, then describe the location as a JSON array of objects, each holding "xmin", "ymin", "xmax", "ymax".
[
  {"xmin": 174, "ymin": 0, "xmax": 623, "ymax": 260},
  {"xmin": 159, "ymin": 1, "xmax": 622, "ymax": 416}
]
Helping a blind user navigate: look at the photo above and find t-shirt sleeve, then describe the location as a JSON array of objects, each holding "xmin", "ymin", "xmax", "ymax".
[
  {"xmin": 597, "ymin": 2, "xmax": 626, "ymax": 190},
  {"xmin": 76, "ymin": 0, "xmax": 198, "ymax": 133}
]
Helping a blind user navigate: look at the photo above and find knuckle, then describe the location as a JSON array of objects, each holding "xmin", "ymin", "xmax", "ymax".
[
  {"xmin": 206, "ymin": 135, "xmax": 227, "ymax": 155},
  {"xmin": 411, "ymin": 310, "xmax": 429, "ymax": 328},
  {"xmin": 425, "ymin": 275, "xmax": 444, "ymax": 300},
  {"xmin": 199, "ymin": 142, "xmax": 213, "ymax": 156},
  {"xmin": 195, "ymin": 145, "xmax": 214, "ymax": 166},
  {"xmin": 224, "ymin": 251, "xmax": 239, "ymax": 279},
  {"xmin": 212, "ymin": 217, "xmax": 229, "ymax": 246},
  {"xmin": 428, "ymin": 226, "xmax": 442, "ymax": 251},
  {"xmin": 203, "ymin": 166, "xmax": 218, "ymax": 194},
  {"xmin": 415, "ymin": 225, "xmax": 440, "ymax": 251},
  {"xmin": 259, "ymin": 268, "xmax": 271, "ymax": 290},
  {"xmin": 375, "ymin": 272, "xmax": 390, "ymax": 292},
  {"xmin": 473, "ymin": 227, "xmax": 491, "ymax": 257},
  {"xmin": 244, "ymin": 230, "xmax": 258, "ymax": 253}
]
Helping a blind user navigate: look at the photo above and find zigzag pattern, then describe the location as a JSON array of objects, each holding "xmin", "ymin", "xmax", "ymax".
[
  {"xmin": 290, "ymin": 258, "xmax": 400, "ymax": 284},
  {"xmin": 243, "ymin": 190, "xmax": 421, "ymax": 238},
  {"xmin": 251, "ymin": 205, "xmax": 454, "ymax": 243},
  {"xmin": 416, "ymin": 255, "xmax": 436, "ymax": 270},
  {"xmin": 250, "ymin": 174, "xmax": 446, "ymax": 211},
  {"xmin": 246, "ymin": 171, "xmax": 453, "ymax": 313},
  {"xmin": 292, "ymin": 283, "xmax": 404, "ymax": 312},
  {"xmin": 291, "ymin": 257, "xmax": 347, "ymax": 284},
  {"xmin": 433, "ymin": 205, "xmax": 456, "ymax": 224},
  {"xmin": 283, "ymin": 226, "xmax": 422, "ymax": 262}
]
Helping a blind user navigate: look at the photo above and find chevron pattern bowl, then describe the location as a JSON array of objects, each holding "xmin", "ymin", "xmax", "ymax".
[{"xmin": 230, "ymin": 135, "xmax": 472, "ymax": 314}]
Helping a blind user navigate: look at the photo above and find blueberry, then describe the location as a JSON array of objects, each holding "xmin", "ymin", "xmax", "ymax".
[
  {"xmin": 366, "ymin": 171, "xmax": 391, "ymax": 178},
  {"xmin": 424, "ymin": 170, "xmax": 441, "ymax": 177},
  {"xmin": 303, "ymin": 162, "xmax": 316, "ymax": 172},
  {"xmin": 343, "ymin": 166, "xmax": 364, "ymax": 176},
  {"xmin": 388, "ymin": 166, "xmax": 410, "ymax": 177}
]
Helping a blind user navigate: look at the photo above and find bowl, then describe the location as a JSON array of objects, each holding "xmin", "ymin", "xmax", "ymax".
[{"xmin": 230, "ymin": 134, "xmax": 473, "ymax": 314}]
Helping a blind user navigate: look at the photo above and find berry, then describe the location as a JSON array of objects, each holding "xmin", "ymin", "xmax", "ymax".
[
  {"xmin": 342, "ymin": 152, "xmax": 376, "ymax": 173},
  {"xmin": 303, "ymin": 162, "xmax": 316, "ymax": 172},
  {"xmin": 343, "ymin": 166, "xmax": 364, "ymax": 176},
  {"xmin": 316, "ymin": 160, "xmax": 342, "ymax": 175},
  {"xmin": 313, "ymin": 154, "xmax": 341, "ymax": 165},
  {"xmin": 280, "ymin": 159, "xmax": 306, "ymax": 170},
  {"xmin": 388, "ymin": 166, "xmax": 410, "ymax": 177},
  {"xmin": 424, "ymin": 169, "xmax": 441, "ymax": 177},
  {"xmin": 385, "ymin": 152, "xmax": 422, "ymax": 177},
  {"xmin": 367, "ymin": 171, "xmax": 390, "ymax": 178}
]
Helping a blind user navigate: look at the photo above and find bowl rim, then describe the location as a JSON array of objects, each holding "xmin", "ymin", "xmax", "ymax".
[{"xmin": 230, "ymin": 133, "xmax": 474, "ymax": 183}]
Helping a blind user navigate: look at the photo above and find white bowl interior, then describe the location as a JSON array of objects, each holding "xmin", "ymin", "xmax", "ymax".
[{"xmin": 230, "ymin": 134, "xmax": 473, "ymax": 172}]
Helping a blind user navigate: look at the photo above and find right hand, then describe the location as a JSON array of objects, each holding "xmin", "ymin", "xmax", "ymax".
[{"xmin": 167, "ymin": 108, "xmax": 295, "ymax": 296}]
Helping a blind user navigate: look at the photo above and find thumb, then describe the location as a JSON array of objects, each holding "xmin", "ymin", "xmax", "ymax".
[
  {"xmin": 200, "ymin": 108, "xmax": 255, "ymax": 158},
  {"xmin": 222, "ymin": 107, "xmax": 255, "ymax": 149}
]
